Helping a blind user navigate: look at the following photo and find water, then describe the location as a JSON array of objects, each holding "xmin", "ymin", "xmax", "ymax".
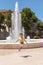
[
  {"xmin": 7, "ymin": 2, "xmax": 22, "ymax": 42},
  {"xmin": 0, "ymin": 39, "xmax": 43, "ymax": 44}
]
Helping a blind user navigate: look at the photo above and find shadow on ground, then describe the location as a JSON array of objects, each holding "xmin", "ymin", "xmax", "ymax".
[{"xmin": 20, "ymin": 55, "xmax": 32, "ymax": 58}]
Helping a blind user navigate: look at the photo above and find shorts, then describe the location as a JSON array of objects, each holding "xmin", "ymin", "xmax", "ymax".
[{"xmin": 20, "ymin": 42, "xmax": 24, "ymax": 44}]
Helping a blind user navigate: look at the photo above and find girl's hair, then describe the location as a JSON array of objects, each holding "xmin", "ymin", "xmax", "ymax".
[{"xmin": 20, "ymin": 33, "xmax": 23, "ymax": 35}]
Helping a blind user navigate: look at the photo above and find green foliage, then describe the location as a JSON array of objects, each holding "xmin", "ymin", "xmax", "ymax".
[
  {"xmin": 35, "ymin": 30, "xmax": 39, "ymax": 35},
  {"xmin": 0, "ymin": 8, "xmax": 43, "ymax": 38},
  {"xmin": 37, "ymin": 22, "xmax": 43, "ymax": 30},
  {"xmin": 36, "ymin": 22, "xmax": 43, "ymax": 37},
  {"xmin": 0, "ymin": 12, "xmax": 5, "ymax": 24},
  {"xmin": 21, "ymin": 8, "xmax": 38, "ymax": 31},
  {"xmin": 21, "ymin": 8, "xmax": 43, "ymax": 37},
  {"xmin": 6, "ymin": 20, "xmax": 11, "ymax": 28},
  {"xmin": 5, "ymin": 10, "xmax": 12, "ymax": 28}
]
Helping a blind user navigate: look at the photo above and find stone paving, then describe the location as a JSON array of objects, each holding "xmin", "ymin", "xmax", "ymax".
[{"xmin": 0, "ymin": 48, "xmax": 43, "ymax": 65}]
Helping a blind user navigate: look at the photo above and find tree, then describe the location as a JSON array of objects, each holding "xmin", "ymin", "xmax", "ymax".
[
  {"xmin": 37, "ymin": 21, "xmax": 43, "ymax": 37},
  {"xmin": 5, "ymin": 10, "xmax": 12, "ymax": 28},
  {"xmin": 0, "ymin": 12, "xmax": 5, "ymax": 25},
  {"xmin": 0, "ymin": 12, "xmax": 5, "ymax": 29},
  {"xmin": 37, "ymin": 22, "xmax": 43, "ymax": 30},
  {"xmin": 21, "ymin": 8, "xmax": 38, "ymax": 36}
]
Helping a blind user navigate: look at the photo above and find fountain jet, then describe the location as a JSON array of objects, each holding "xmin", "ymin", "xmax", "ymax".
[{"xmin": 10, "ymin": 2, "xmax": 22, "ymax": 42}]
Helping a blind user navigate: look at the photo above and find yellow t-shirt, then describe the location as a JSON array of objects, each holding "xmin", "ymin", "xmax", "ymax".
[{"xmin": 19, "ymin": 37, "xmax": 25, "ymax": 42}]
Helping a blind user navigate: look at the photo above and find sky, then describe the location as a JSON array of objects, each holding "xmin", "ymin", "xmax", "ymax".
[{"xmin": 0, "ymin": 0, "xmax": 43, "ymax": 21}]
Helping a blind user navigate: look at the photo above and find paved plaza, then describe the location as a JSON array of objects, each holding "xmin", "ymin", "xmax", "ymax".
[{"xmin": 0, "ymin": 48, "xmax": 43, "ymax": 65}]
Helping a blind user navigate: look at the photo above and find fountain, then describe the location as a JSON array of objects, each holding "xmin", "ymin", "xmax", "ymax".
[
  {"xmin": 7, "ymin": 2, "xmax": 23, "ymax": 43},
  {"xmin": 0, "ymin": 2, "xmax": 43, "ymax": 47},
  {"xmin": 6, "ymin": 1, "xmax": 43, "ymax": 44}
]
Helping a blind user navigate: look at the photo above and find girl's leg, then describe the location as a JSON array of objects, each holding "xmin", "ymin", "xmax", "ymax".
[{"xmin": 19, "ymin": 44, "xmax": 23, "ymax": 51}]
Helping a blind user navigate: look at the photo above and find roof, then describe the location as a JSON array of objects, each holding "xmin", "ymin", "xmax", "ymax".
[{"xmin": 0, "ymin": 10, "xmax": 8, "ymax": 13}]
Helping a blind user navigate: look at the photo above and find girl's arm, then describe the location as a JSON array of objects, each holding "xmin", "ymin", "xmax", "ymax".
[
  {"xmin": 24, "ymin": 38, "xmax": 27, "ymax": 43},
  {"xmin": 25, "ymin": 40, "xmax": 27, "ymax": 42},
  {"xmin": 16, "ymin": 39, "xmax": 19, "ymax": 42},
  {"xmin": 24, "ymin": 39, "xmax": 28, "ymax": 44}
]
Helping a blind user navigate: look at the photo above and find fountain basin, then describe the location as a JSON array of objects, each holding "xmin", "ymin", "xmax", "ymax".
[{"xmin": 0, "ymin": 39, "xmax": 43, "ymax": 49}]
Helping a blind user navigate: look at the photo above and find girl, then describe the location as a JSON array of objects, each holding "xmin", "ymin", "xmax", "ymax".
[{"xmin": 16, "ymin": 33, "xmax": 27, "ymax": 51}]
